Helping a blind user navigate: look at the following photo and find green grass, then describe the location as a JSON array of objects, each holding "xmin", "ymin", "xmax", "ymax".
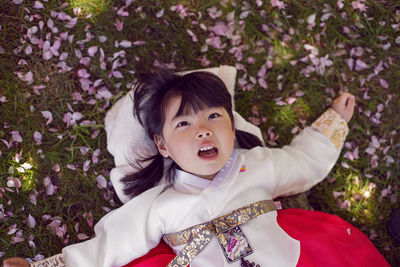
[{"xmin": 0, "ymin": 0, "xmax": 399, "ymax": 265}]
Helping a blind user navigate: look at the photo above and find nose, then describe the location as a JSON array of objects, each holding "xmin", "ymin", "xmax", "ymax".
[{"xmin": 196, "ymin": 127, "xmax": 212, "ymax": 139}]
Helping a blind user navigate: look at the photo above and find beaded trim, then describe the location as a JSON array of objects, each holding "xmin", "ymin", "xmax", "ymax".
[{"xmin": 165, "ymin": 200, "xmax": 279, "ymax": 267}]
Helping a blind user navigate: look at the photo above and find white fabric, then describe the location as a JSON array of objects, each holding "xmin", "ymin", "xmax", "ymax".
[
  {"xmin": 62, "ymin": 126, "xmax": 342, "ymax": 267},
  {"xmin": 104, "ymin": 66, "xmax": 264, "ymax": 204}
]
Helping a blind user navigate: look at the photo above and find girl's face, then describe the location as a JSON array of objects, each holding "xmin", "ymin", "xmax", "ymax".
[{"xmin": 154, "ymin": 96, "xmax": 235, "ymax": 180}]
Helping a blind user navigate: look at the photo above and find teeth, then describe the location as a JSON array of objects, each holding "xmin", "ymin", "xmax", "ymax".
[{"xmin": 199, "ymin": 145, "xmax": 214, "ymax": 151}]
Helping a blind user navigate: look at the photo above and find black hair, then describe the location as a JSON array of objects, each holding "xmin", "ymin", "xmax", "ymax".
[{"xmin": 121, "ymin": 68, "xmax": 263, "ymax": 199}]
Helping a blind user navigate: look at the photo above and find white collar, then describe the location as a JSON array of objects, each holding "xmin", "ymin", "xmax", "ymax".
[{"xmin": 175, "ymin": 149, "xmax": 239, "ymax": 190}]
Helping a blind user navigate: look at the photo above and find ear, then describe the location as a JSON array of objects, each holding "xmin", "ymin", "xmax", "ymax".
[{"xmin": 154, "ymin": 135, "xmax": 169, "ymax": 158}]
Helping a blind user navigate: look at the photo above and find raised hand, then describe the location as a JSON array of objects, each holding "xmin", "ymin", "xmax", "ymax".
[
  {"xmin": 332, "ymin": 93, "xmax": 355, "ymax": 123},
  {"xmin": 2, "ymin": 257, "xmax": 30, "ymax": 267}
]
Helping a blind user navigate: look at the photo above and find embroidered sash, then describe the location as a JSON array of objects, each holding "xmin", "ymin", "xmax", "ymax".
[{"xmin": 163, "ymin": 200, "xmax": 280, "ymax": 267}]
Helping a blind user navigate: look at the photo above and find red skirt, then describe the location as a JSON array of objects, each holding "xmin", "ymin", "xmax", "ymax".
[{"xmin": 123, "ymin": 209, "xmax": 389, "ymax": 267}]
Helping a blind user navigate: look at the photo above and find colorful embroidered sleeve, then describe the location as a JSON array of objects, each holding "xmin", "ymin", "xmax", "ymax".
[
  {"xmin": 30, "ymin": 254, "xmax": 66, "ymax": 267},
  {"xmin": 311, "ymin": 108, "xmax": 349, "ymax": 149}
]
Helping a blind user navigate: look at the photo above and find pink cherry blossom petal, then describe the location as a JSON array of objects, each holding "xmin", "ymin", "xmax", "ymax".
[
  {"xmin": 77, "ymin": 69, "xmax": 90, "ymax": 78},
  {"xmin": 92, "ymin": 149, "xmax": 101, "ymax": 163},
  {"xmin": 91, "ymin": 130, "xmax": 100, "ymax": 139},
  {"xmin": 25, "ymin": 45, "xmax": 32, "ymax": 55},
  {"xmin": 156, "ymin": 9, "xmax": 164, "ymax": 18},
  {"xmin": 46, "ymin": 183, "xmax": 55, "ymax": 195},
  {"xmin": 355, "ymin": 59, "xmax": 369, "ymax": 71},
  {"xmin": 27, "ymin": 214, "xmax": 36, "ymax": 228},
  {"xmin": 96, "ymin": 175, "xmax": 107, "ymax": 189},
  {"xmin": 29, "ymin": 191, "xmax": 38, "ymax": 205},
  {"xmin": 43, "ymin": 50, "xmax": 53, "ymax": 60},
  {"xmin": 83, "ymin": 160, "xmax": 90, "ymax": 172},
  {"xmin": 77, "ymin": 233, "xmax": 89, "ymax": 240},
  {"xmin": 47, "ymin": 18, "xmax": 54, "ymax": 29},
  {"xmin": 33, "ymin": 131, "xmax": 42, "ymax": 144},
  {"xmin": 33, "ymin": 1, "xmax": 44, "ymax": 9},
  {"xmin": 114, "ymin": 19, "xmax": 123, "ymax": 31},
  {"xmin": 112, "ymin": 71, "xmax": 123, "ymax": 78},
  {"xmin": 307, "ymin": 13, "xmax": 316, "ymax": 24},
  {"xmin": 66, "ymin": 164, "xmax": 76, "ymax": 170},
  {"xmin": 97, "ymin": 87, "xmax": 112, "ymax": 99},
  {"xmin": 379, "ymin": 78, "xmax": 389, "ymax": 89},
  {"xmin": 59, "ymin": 52, "xmax": 68, "ymax": 61},
  {"xmin": 66, "ymin": 18, "xmax": 77, "ymax": 28},
  {"xmin": 271, "ymin": 0, "xmax": 286, "ymax": 9},
  {"xmin": 41, "ymin": 111, "xmax": 53, "ymax": 125},
  {"xmin": 133, "ymin": 41, "xmax": 145, "ymax": 46},
  {"xmin": 98, "ymin": 36, "xmax": 107, "ymax": 42},
  {"xmin": 258, "ymin": 78, "xmax": 267, "ymax": 89},
  {"xmin": 88, "ymin": 46, "xmax": 98, "ymax": 57},
  {"xmin": 119, "ymin": 40, "xmax": 132, "ymax": 48},
  {"xmin": 11, "ymin": 130, "xmax": 23, "ymax": 143}
]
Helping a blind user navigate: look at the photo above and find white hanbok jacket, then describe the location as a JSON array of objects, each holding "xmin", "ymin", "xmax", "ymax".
[
  {"xmin": 30, "ymin": 108, "xmax": 349, "ymax": 267},
  {"xmin": 60, "ymin": 109, "xmax": 348, "ymax": 267}
]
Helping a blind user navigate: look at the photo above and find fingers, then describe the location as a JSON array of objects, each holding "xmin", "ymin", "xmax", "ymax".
[
  {"xmin": 3, "ymin": 258, "xmax": 30, "ymax": 267},
  {"xmin": 332, "ymin": 93, "xmax": 356, "ymax": 123}
]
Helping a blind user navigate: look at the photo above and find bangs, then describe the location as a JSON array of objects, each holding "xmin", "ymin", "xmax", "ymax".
[{"xmin": 160, "ymin": 71, "xmax": 233, "ymax": 120}]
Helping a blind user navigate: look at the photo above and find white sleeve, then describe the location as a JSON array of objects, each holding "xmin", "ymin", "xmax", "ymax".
[
  {"xmin": 62, "ymin": 185, "xmax": 166, "ymax": 267},
  {"xmin": 267, "ymin": 109, "xmax": 349, "ymax": 198}
]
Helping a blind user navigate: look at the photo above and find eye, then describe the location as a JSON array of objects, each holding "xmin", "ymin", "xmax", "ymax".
[
  {"xmin": 177, "ymin": 121, "xmax": 189, "ymax": 127},
  {"xmin": 208, "ymin": 113, "xmax": 221, "ymax": 119}
]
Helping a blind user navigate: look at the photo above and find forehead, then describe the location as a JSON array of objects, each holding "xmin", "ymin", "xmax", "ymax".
[{"xmin": 162, "ymin": 94, "xmax": 209, "ymax": 122}]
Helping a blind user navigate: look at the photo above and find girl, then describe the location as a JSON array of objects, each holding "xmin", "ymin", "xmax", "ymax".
[{"xmin": 4, "ymin": 69, "xmax": 388, "ymax": 267}]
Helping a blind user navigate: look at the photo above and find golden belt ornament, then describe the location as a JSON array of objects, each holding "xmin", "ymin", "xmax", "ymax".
[{"xmin": 163, "ymin": 200, "xmax": 281, "ymax": 267}]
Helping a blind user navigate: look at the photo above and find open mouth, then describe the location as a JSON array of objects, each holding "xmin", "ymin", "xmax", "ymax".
[{"xmin": 198, "ymin": 145, "xmax": 218, "ymax": 158}]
